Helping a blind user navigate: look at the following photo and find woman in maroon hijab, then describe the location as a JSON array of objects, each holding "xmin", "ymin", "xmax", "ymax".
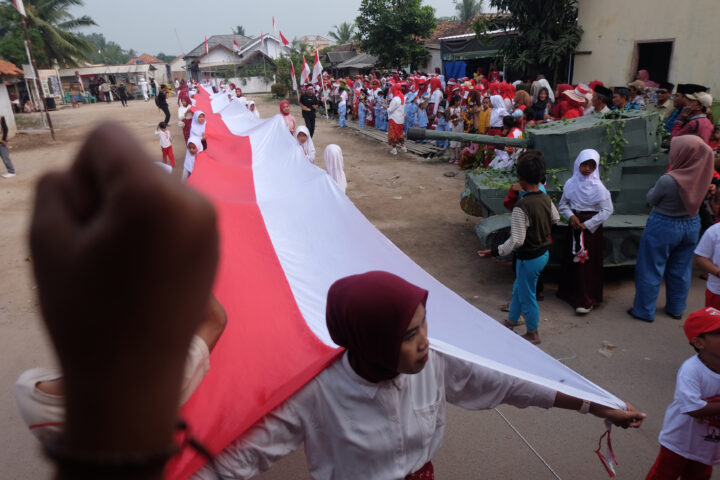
[{"xmin": 196, "ymin": 271, "xmax": 644, "ymax": 480}]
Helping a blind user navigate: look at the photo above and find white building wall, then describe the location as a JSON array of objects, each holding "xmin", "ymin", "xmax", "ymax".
[
  {"xmin": 573, "ymin": 0, "xmax": 720, "ymax": 95},
  {"xmin": 227, "ymin": 76, "xmax": 274, "ymax": 94},
  {"xmin": 201, "ymin": 48, "xmax": 237, "ymax": 66},
  {"xmin": 0, "ymin": 84, "xmax": 17, "ymax": 138}
]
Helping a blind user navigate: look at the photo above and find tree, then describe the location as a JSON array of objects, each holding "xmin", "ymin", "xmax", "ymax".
[
  {"xmin": 355, "ymin": 0, "xmax": 436, "ymax": 70},
  {"xmin": 474, "ymin": 0, "xmax": 583, "ymax": 85},
  {"xmin": 273, "ymin": 40, "xmax": 313, "ymax": 98},
  {"xmin": 155, "ymin": 52, "xmax": 176, "ymax": 63},
  {"xmin": 232, "ymin": 25, "xmax": 245, "ymax": 36},
  {"xmin": 77, "ymin": 32, "xmax": 132, "ymax": 64},
  {"xmin": 327, "ymin": 22, "xmax": 355, "ymax": 45},
  {"xmin": 454, "ymin": 0, "xmax": 482, "ymax": 23}
]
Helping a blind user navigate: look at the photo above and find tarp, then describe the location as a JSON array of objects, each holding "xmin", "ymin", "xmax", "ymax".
[{"xmin": 166, "ymin": 88, "xmax": 624, "ymax": 479}]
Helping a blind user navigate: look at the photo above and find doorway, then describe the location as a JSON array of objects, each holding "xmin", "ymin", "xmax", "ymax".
[{"xmin": 635, "ymin": 41, "xmax": 673, "ymax": 83}]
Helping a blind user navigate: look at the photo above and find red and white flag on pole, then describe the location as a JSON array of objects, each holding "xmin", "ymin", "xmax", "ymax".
[
  {"xmin": 300, "ymin": 57, "xmax": 310, "ymax": 85},
  {"xmin": 311, "ymin": 50, "xmax": 323, "ymax": 84},
  {"xmin": 13, "ymin": 0, "xmax": 26, "ymax": 16},
  {"xmin": 272, "ymin": 16, "xmax": 276, "ymax": 35},
  {"xmin": 233, "ymin": 40, "xmax": 241, "ymax": 53},
  {"xmin": 204, "ymin": 36, "xmax": 209, "ymax": 54},
  {"xmin": 291, "ymin": 62, "xmax": 298, "ymax": 92},
  {"xmin": 260, "ymin": 32, "xmax": 264, "ymax": 44},
  {"xmin": 279, "ymin": 31, "xmax": 290, "ymax": 47}
]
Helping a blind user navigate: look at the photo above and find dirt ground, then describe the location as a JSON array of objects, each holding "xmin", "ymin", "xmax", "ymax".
[{"xmin": 0, "ymin": 96, "xmax": 716, "ymax": 479}]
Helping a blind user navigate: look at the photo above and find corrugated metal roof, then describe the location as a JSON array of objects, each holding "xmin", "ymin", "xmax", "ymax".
[
  {"xmin": 326, "ymin": 51, "xmax": 355, "ymax": 63},
  {"xmin": 336, "ymin": 53, "xmax": 378, "ymax": 69},
  {"xmin": 185, "ymin": 35, "xmax": 252, "ymax": 58}
]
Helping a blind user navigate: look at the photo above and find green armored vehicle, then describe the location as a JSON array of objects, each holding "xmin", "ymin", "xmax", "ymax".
[{"xmin": 408, "ymin": 111, "xmax": 668, "ymax": 267}]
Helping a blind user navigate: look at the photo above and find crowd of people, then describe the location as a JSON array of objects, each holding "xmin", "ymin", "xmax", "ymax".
[{"xmin": 7, "ymin": 68, "xmax": 720, "ymax": 479}]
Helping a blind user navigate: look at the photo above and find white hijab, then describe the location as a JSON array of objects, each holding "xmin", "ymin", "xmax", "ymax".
[
  {"xmin": 562, "ymin": 149, "xmax": 611, "ymax": 206},
  {"xmin": 324, "ymin": 144, "xmax": 347, "ymax": 193},
  {"xmin": 489, "ymin": 95, "xmax": 508, "ymax": 127},
  {"xmin": 247, "ymin": 100, "xmax": 260, "ymax": 118},
  {"xmin": 190, "ymin": 110, "xmax": 206, "ymax": 138},
  {"xmin": 183, "ymin": 135, "xmax": 204, "ymax": 174},
  {"xmin": 295, "ymin": 126, "xmax": 316, "ymax": 163}
]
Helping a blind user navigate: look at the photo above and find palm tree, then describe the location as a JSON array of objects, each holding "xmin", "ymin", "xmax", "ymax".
[
  {"xmin": 328, "ymin": 22, "xmax": 354, "ymax": 45},
  {"xmin": 454, "ymin": 0, "xmax": 483, "ymax": 23},
  {"xmin": 23, "ymin": 0, "xmax": 97, "ymax": 67},
  {"xmin": 232, "ymin": 25, "xmax": 245, "ymax": 36}
]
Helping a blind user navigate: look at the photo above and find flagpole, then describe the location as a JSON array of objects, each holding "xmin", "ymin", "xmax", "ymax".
[{"xmin": 20, "ymin": 15, "xmax": 55, "ymax": 140}]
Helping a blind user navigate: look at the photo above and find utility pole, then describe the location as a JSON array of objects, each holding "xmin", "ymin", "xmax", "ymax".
[{"xmin": 20, "ymin": 15, "xmax": 55, "ymax": 140}]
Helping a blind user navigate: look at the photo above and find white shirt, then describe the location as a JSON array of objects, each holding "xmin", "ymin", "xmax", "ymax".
[
  {"xmin": 339, "ymin": 90, "xmax": 348, "ymax": 106},
  {"xmin": 695, "ymin": 223, "xmax": 720, "ymax": 294},
  {"xmin": 155, "ymin": 129, "xmax": 172, "ymax": 148},
  {"xmin": 558, "ymin": 192, "xmax": 614, "ymax": 233},
  {"xmin": 193, "ymin": 350, "xmax": 555, "ymax": 480},
  {"xmin": 178, "ymin": 104, "xmax": 191, "ymax": 127},
  {"xmin": 387, "ymin": 96, "xmax": 405, "ymax": 125},
  {"xmin": 430, "ymin": 89, "xmax": 444, "ymax": 116},
  {"xmin": 659, "ymin": 355, "xmax": 720, "ymax": 465}
]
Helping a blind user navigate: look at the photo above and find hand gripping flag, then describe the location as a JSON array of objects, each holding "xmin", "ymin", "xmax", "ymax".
[
  {"xmin": 300, "ymin": 58, "xmax": 310, "ymax": 86},
  {"xmin": 311, "ymin": 50, "xmax": 323, "ymax": 84},
  {"xmin": 279, "ymin": 31, "xmax": 290, "ymax": 47},
  {"xmin": 13, "ymin": 0, "xmax": 26, "ymax": 16}
]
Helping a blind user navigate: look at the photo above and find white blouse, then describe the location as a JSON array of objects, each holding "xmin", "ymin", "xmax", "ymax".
[
  {"xmin": 558, "ymin": 195, "xmax": 614, "ymax": 233},
  {"xmin": 192, "ymin": 350, "xmax": 555, "ymax": 480}
]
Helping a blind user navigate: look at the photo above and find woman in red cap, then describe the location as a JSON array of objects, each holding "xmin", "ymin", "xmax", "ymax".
[{"xmin": 195, "ymin": 272, "xmax": 645, "ymax": 480}]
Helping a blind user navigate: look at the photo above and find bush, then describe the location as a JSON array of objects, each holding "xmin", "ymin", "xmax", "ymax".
[{"xmin": 271, "ymin": 83, "xmax": 287, "ymax": 98}]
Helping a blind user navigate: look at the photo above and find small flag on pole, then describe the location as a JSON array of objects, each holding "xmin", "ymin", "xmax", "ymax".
[
  {"xmin": 311, "ymin": 49, "xmax": 323, "ymax": 84},
  {"xmin": 291, "ymin": 62, "xmax": 298, "ymax": 92},
  {"xmin": 13, "ymin": 0, "xmax": 26, "ymax": 17},
  {"xmin": 279, "ymin": 31, "xmax": 290, "ymax": 47},
  {"xmin": 233, "ymin": 40, "xmax": 241, "ymax": 52},
  {"xmin": 204, "ymin": 36, "xmax": 209, "ymax": 54},
  {"xmin": 272, "ymin": 16, "xmax": 276, "ymax": 35},
  {"xmin": 300, "ymin": 57, "xmax": 310, "ymax": 85},
  {"xmin": 260, "ymin": 32, "xmax": 264, "ymax": 44}
]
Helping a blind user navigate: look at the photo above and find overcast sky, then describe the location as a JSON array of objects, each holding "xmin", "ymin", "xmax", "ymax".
[{"xmin": 70, "ymin": 1, "xmax": 460, "ymax": 57}]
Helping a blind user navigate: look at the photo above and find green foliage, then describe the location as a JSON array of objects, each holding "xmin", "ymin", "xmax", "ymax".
[
  {"xmin": 155, "ymin": 52, "xmax": 176, "ymax": 63},
  {"xmin": 77, "ymin": 33, "xmax": 131, "ymax": 64},
  {"xmin": 235, "ymin": 61, "xmax": 275, "ymax": 85},
  {"xmin": 0, "ymin": 13, "xmax": 49, "ymax": 67},
  {"xmin": 328, "ymin": 22, "xmax": 355, "ymax": 45},
  {"xmin": 454, "ymin": 0, "xmax": 483, "ymax": 23},
  {"xmin": 355, "ymin": 0, "xmax": 436, "ymax": 70},
  {"xmin": 273, "ymin": 40, "xmax": 311, "ymax": 95},
  {"xmin": 271, "ymin": 83, "xmax": 287, "ymax": 98},
  {"xmin": 474, "ymin": 0, "xmax": 583, "ymax": 83},
  {"xmin": 596, "ymin": 111, "xmax": 629, "ymax": 181},
  {"xmin": 0, "ymin": 0, "xmax": 97, "ymax": 68},
  {"xmin": 232, "ymin": 25, "xmax": 245, "ymax": 36}
]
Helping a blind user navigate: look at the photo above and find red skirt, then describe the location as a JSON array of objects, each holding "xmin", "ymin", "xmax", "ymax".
[
  {"xmin": 388, "ymin": 119, "xmax": 404, "ymax": 146},
  {"xmin": 706, "ymin": 289, "xmax": 720, "ymax": 310},
  {"xmin": 405, "ymin": 461, "xmax": 434, "ymax": 479}
]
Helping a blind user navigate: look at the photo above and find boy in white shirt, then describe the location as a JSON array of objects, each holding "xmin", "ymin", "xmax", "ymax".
[
  {"xmin": 695, "ymin": 223, "xmax": 720, "ymax": 309},
  {"xmin": 646, "ymin": 307, "xmax": 720, "ymax": 479}
]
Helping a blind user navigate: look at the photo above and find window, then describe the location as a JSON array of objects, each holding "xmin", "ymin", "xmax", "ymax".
[{"xmin": 634, "ymin": 41, "xmax": 674, "ymax": 83}]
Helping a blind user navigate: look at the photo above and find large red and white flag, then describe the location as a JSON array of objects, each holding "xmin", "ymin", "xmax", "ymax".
[
  {"xmin": 232, "ymin": 40, "xmax": 241, "ymax": 52},
  {"xmin": 162, "ymin": 87, "xmax": 627, "ymax": 479},
  {"xmin": 311, "ymin": 49, "xmax": 323, "ymax": 84},
  {"xmin": 13, "ymin": 0, "xmax": 26, "ymax": 16},
  {"xmin": 279, "ymin": 31, "xmax": 290, "ymax": 46},
  {"xmin": 300, "ymin": 57, "xmax": 310, "ymax": 85},
  {"xmin": 291, "ymin": 62, "xmax": 298, "ymax": 92},
  {"xmin": 204, "ymin": 36, "xmax": 209, "ymax": 54}
]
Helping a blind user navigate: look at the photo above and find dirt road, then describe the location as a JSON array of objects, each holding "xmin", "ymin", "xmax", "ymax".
[{"xmin": 0, "ymin": 96, "xmax": 712, "ymax": 479}]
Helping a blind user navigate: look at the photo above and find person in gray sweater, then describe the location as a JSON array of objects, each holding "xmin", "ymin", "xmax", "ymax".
[{"xmin": 629, "ymin": 136, "xmax": 715, "ymax": 322}]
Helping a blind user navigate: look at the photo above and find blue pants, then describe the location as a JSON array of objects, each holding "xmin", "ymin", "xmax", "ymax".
[
  {"xmin": 631, "ymin": 212, "xmax": 699, "ymax": 321},
  {"xmin": 509, "ymin": 251, "xmax": 549, "ymax": 331},
  {"xmin": 358, "ymin": 111, "xmax": 365, "ymax": 128},
  {"xmin": 338, "ymin": 103, "xmax": 347, "ymax": 127}
]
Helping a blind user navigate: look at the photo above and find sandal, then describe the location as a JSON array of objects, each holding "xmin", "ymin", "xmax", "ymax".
[
  {"xmin": 521, "ymin": 332, "xmax": 541, "ymax": 345},
  {"xmin": 504, "ymin": 319, "xmax": 524, "ymax": 328}
]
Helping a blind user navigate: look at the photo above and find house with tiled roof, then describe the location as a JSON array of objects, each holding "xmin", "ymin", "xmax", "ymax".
[
  {"xmin": 0, "ymin": 59, "xmax": 24, "ymax": 138},
  {"xmin": 126, "ymin": 54, "xmax": 163, "ymax": 65},
  {"xmin": 183, "ymin": 34, "xmax": 290, "ymax": 92}
]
